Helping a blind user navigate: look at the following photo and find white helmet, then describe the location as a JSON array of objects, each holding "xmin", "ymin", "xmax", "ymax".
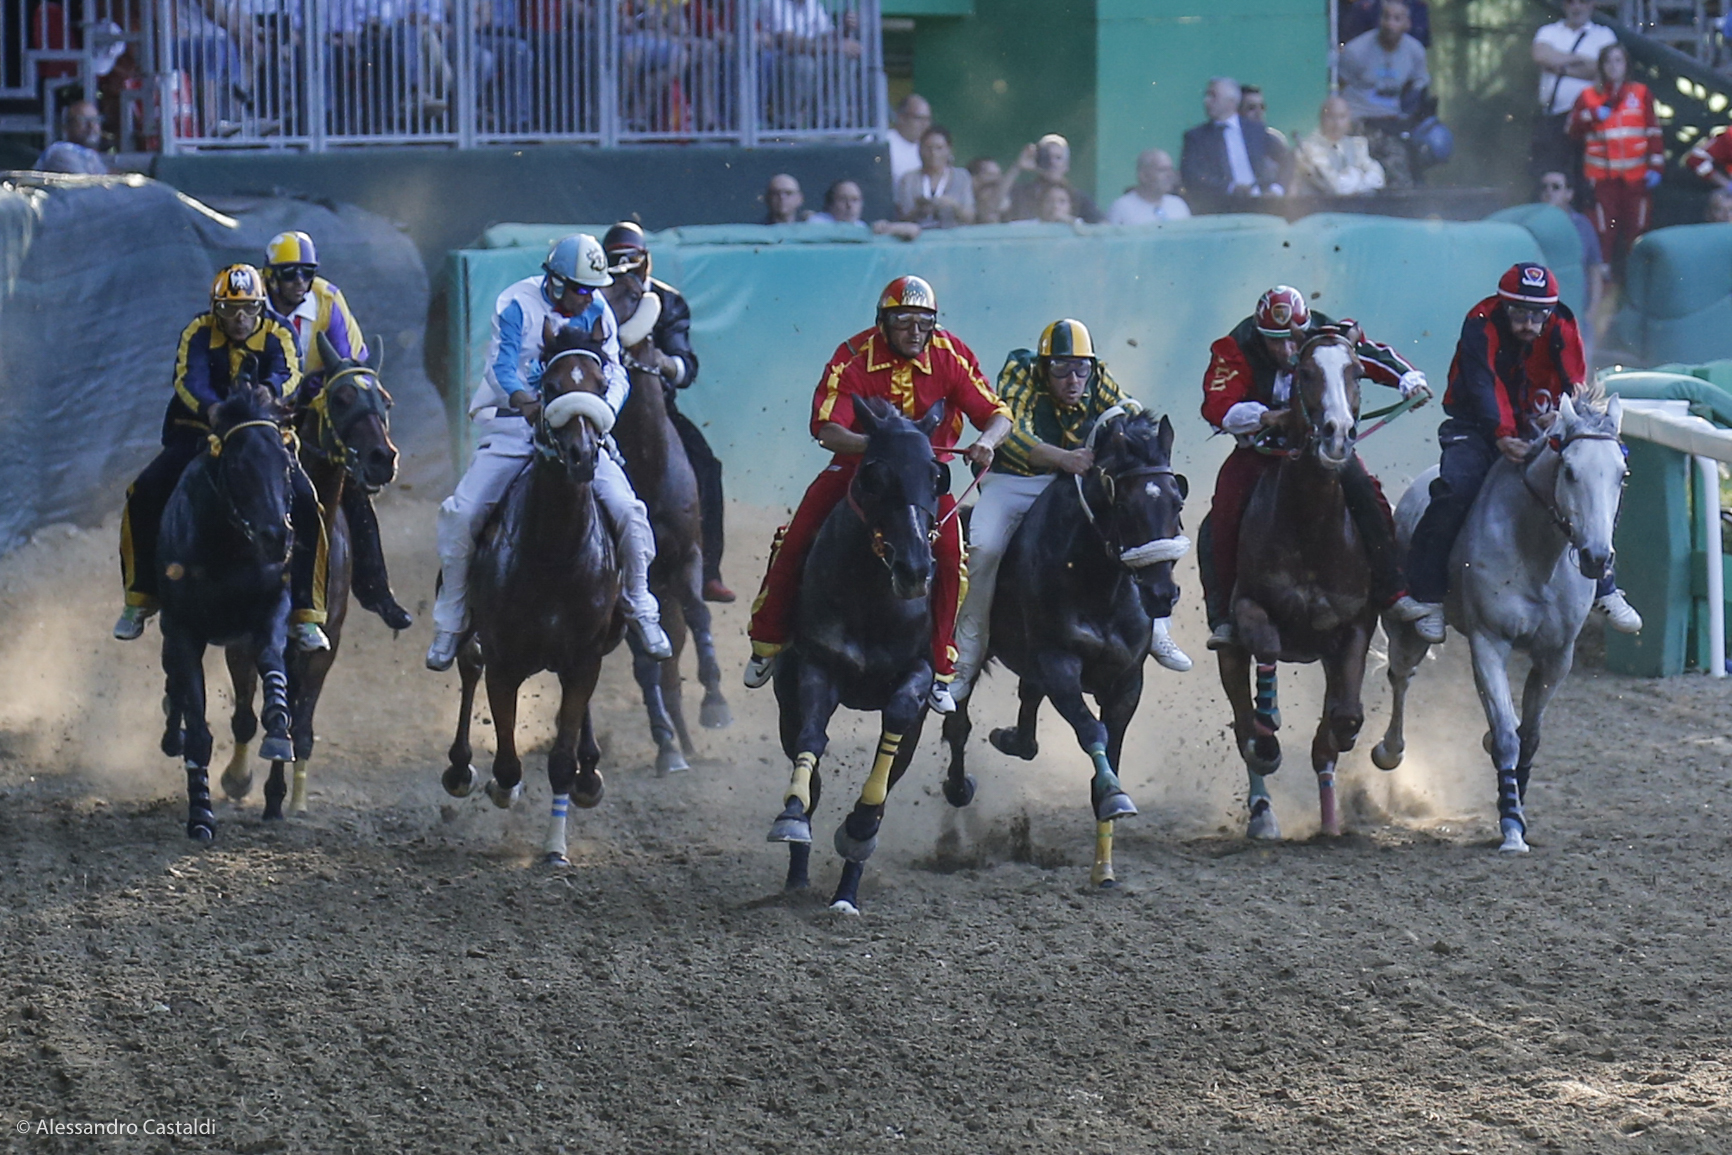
[{"xmin": 544, "ymin": 233, "xmax": 613, "ymax": 289}]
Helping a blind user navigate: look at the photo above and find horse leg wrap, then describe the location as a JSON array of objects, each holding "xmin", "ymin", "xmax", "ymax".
[
  {"xmin": 1091, "ymin": 820, "xmax": 1116, "ymax": 888},
  {"xmin": 859, "ymin": 732, "xmax": 902, "ymax": 808},
  {"xmin": 1089, "ymin": 746, "xmax": 1137, "ymax": 821},
  {"xmin": 260, "ymin": 670, "xmax": 292, "ymax": 762},
  {"xmin": 1254, "ymin": 664, "xmax": 1281, "ymax": 731},
  {"xmin": 288, "ymin": 760, "xmax": 309, "ymax": 814},
  {"xmin": 544, "ymin": 793, "xmax": 570, "ymax": 864},
  {"xmin": 1316, "ymin": 766, "xmax": 1340, "ymax": 836},
  {"xmin": 1497, "ymin": 771, "xmax": 1525, "ymax": 831},
  {"xmin": 185, "ymin": 761, "xmax": 215, "ymax": 841}
]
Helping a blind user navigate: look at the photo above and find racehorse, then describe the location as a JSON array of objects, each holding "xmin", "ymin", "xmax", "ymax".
[
  {"xmin": 156, "ymin": 386, "xmax": 299, "ymax": 840},
  {"xmin": 219, "ymin": 332, "xmax": 399, "ymax": 819},
  {"xmin": 1219, "ymin": 329, "xmax": 1377, "ymax": 841},
  {"xmin": 940, "ymin": 407, "xmax": 1190, "ymax": 886},
  {"xmin": 1373, "ymin": 393, "xmax": 1626, "ymax": 854},
  {"xmin": 443, "ymin": 316, "xmax": 625, "ymax": 865},
  {"xmin": 605, "ymin": 275, "xmax": 732, "ymax": 775},
  {"xmin": 765, "ymin": 396, "xmax": 946, "ymax": 913}
]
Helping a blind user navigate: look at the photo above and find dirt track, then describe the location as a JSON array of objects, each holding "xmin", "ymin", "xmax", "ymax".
[{"xmin": 2, "ymin": 491, "xmax": 1731, "ymax": 1154}]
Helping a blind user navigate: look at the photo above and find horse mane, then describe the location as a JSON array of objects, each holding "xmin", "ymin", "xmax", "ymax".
[
  {"xmin": 211, "ymin": 387, "xmax": 285, "ymax": 433},
  {"xmin": 1093, "ymin": 408, "xmax": 1167, "ymax": 462},
  {"xmin": 1574, "ymin": 375, "xmax": 1607, "ymax": 410},
  {"xmin": 543, "ymin": 317, "xmax": 608, "ymax": 364}
]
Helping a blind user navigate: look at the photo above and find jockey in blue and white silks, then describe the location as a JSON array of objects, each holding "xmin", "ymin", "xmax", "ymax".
[{"xmin": 426, "ymin": 233, "xmax": 670, "ymax": 671}]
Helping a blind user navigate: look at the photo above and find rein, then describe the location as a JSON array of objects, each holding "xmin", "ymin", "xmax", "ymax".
[
  {"xmin": 203, "ymin": 418, "xmax": 292, "ymax": 558},
  {"xmin": 1519, "ymin": 428, "xmax": 1621, "ymax": 542}
]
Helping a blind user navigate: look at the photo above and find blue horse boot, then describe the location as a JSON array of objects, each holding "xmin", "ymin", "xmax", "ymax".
[{"xmin": 1497, "ymin": 771, "xmax": 1528, "ymax": 855}]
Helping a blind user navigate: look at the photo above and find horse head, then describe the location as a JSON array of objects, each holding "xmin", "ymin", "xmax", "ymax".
[
  {"xmin": 537, "ymin": 314, "xmax": 611, "ymax": 483},
  {"xmin": 1546, "ymin": 392, "xmax": 1626, "ymax": 580},
  {"xmin": 1081, "ymin": 408, "xmax": 1191, "ymax": 570},
  {"xmin": 207, "ymin": 386, "xmax": 295, "ymax": 562},
  {"xmin": 313, "ymin": 330, "xmax": 398, "ymax": 490},
  {"xmin": 1295, "ymin": 329, "xmax": 1364, "ymax": 469},
  {"xmin": 851, "ymin": 395, "xmax": 945, "ymax": 600}
]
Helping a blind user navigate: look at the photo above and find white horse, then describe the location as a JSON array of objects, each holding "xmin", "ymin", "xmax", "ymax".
[{"xmin": 1372, "ymin": 393, "xmax": 1626, "ymax": 853}]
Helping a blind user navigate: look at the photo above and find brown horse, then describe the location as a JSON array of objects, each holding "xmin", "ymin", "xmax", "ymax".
[
  {"xmin": 219, "ymin": 332, "xmax": 399, "ymax": 820},
  {"xmin": 442, "ymin": 316, "xmax": 625, "ymax": 865},
  {"xmin": 1218, "ymin": 330, "xmax": 1375, "ymax": 840},
  {"xmin": 604, "ymin": 273, "xmax": 732, "ymax": 775}
]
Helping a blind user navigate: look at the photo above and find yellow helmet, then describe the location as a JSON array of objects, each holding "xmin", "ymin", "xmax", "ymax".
[
  {"xmin": 1037, "ymin": 318, "xmax": 1096, "ymax": 360},
  {"xmin": 211, "ymin": 264, "xmax": 267, "ymax": 304},
  {"xmin": 264, "ymin": 230, "xmax": 318, "ymax": 269}
]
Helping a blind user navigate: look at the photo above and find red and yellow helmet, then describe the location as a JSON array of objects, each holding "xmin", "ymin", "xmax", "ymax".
[
  {"xmin": 1254, "ymin": 285, "xmax": 1310, "ymax": 338},
  {"xmin": 876, "ymin": 274, "xmax": 937, "ymax": 315},
  {"xmin": 211, "ymin": 264, "xmax": 267, "ymax": 304}
]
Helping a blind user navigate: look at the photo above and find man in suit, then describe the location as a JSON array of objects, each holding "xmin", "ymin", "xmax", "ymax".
[{"xmin": 1181, "ymin": 77, "xmax": 1283, "ymax": 210}]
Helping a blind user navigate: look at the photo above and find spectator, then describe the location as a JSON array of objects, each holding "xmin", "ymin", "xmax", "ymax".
[
  {"xmin": 1006, "ymin": 133, "xmax": 1104, "ymax": 223},
  {"xmin": 895, "ymin": 125, "xmax": 975, "ymax": 227},
  {"xmin": 1340, "ymin": 0, "xmax": 1430, "ymax": 48},
  {"xmin": 1531, "ymin": 0, "xmax": 1617, "ymax": 183},
  {"xmin": 1180, "ymin": 77, "xmax": 1281, "ymax": 202},
  {"xmin": 806, "ymin": 177, "xmax": 922, "ymax": 240},
  {"xmin": 1107, "ymin": 149, "xmax": 1191, "ymax": 223},
  {"xmin": 1338, "ymin": 0, "xmax": 1429, "ymax": 189},
  {"xmin": 1037, "ymin": 184, "xmax": 1077, "ymax": 225},
  {"xmin": 1686, "ymin": 127, "xmax": 1732, "ymax": 189},
  {"xmin": 1709, "ymin": 187, "xmax": 1732, "ymax": 223},
  {"xmin": 1568, "ymin": 42, "xmax": 1662, "ymax": 280},
  {"xmin": 1240, "ymin": 84, "xmax": 1294, "ymax": 193},
  {"xmin": 34, "ymin": 99, "xmax": 108, "ymax": 174},
  {"xmin": 888, "ymin": 93, "xmax": 931, "ymax": 182},
  {"xmin": 967, "ymin": 155, "xmax": 1010, "ymax": 224},
  {"xmin": 764, "ymin": 172, "xmax": 805, "ymax": 223},
  {"xmin": 1295, "ymin": 95, "xmax": 1385, "ymax": 196},
  {"xmin": 1537, "ymin": 169, "xmax": 1605, "ymax": 336},
  {"xmin": 759, "ymin": 0, "xmax": 862, "ymax": 131}
]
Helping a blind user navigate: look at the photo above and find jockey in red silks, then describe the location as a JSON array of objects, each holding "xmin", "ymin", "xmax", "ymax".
[
  {"xmin": 744, "ymin": 275, "xmax": 1013, "ymax": 714},
  {"xmin": 1198, "ymin": 285, "xmax": 1433, "ymax": 649}
]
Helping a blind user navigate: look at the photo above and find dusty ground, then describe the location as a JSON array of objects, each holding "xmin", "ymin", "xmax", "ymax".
[{"xmin": 2, "ymin": 487, "xmax": 1730, "ymax": 1155}]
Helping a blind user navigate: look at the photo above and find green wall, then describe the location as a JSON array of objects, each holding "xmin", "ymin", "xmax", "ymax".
[
  {"xmin": 1093, "ymin": 0, "xmax": 1328, "ymax": 203},
  {"xmin": 911, "ymin": 0, "xmax": 1098, "ymax": 195}
]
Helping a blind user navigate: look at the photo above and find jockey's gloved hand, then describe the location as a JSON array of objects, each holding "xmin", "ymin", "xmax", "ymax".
[{"xmin": 1398, "ymin": 370, "xmax": 1429, "ymax": 400}]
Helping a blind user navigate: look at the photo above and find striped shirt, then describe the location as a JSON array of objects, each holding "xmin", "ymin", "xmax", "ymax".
[{"xmin": 992, "ymin": 349, "xmax": 1131, "ymax": 477}]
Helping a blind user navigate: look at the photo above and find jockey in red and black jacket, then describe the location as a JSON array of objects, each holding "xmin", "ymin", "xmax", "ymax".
[
  {"xmin": 1198, "ymin": 286, "xmax": 1432, "ymax": 645},
  {"xmin": 1405, "ymin": 262, "xmax": 1638, "ymax": 638}
]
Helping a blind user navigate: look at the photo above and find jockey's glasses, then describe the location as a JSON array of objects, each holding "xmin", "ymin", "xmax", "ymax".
[
  {"xmin": 213, "ymin": 300, "xmax": 263, "ymax": 323},
  {"xmin": 1506, "ymin": 303, "xmax": 1554, "ymax": 324},
  {"xmin": 272, "ymin": 263, "xmax": 317, "ymax": 283},
  {"xmin": 1048, "ymin": 357, "xmax": 1093, "ymax": 380},
  {"xmin": 883, "ymin": 309, "xmax": 937, "ymax": 333},
  {"xmin": 547, "ymin": 275, "xmax": 597, "ymax": 301}
]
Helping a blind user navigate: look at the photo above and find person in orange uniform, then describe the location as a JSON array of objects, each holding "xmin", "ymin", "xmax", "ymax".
[
  {"xmin": 744, "ymin": 275, "xmax": 1013, "ymax": 714},
  {"xmin": 1567, "ymin": 42, "xmax": 1663, "ymax": 277}
]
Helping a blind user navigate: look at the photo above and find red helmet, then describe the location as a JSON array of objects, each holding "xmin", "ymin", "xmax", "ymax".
[
  {"xmin": 1497, "ymin": 263, "xmax": 1559, "ymax": 307},
  {"xmin": 1254, "ymin": 285, "xmax": 1310, "ymax": 337},
  {"xmin": 876, "ymin": 275, "xmax": 937, "ymax": 314}
]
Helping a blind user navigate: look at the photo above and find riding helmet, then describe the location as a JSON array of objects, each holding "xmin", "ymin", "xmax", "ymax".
[
  {"xmin": 544, "ymin": 233, "xmax": 614, "ymax": 289},
  {"xmin": 1037, "ymin": 318, "xmax": 1096, "ymax": 360},
  {"xmin": 210, "ymin": 264, "xmax": 267, "ymax": 304},
  {"xmin": 603, "ymin": 221, "xmax": 651, "ymax": 278},
  {"xmin": 1496, "ymin": 263, "xmax": 1559, "ymax": 307},
  {"xmin": 876, "ymin": 274, "xmax": 937, "ymax": 315},
  {"xmin": 1254, "ymin": 285, "xmax": 1310, "ymax": 338},
  {"xmin": 264, "ymin": 230, "xmax": 318, "ymax": 270}
]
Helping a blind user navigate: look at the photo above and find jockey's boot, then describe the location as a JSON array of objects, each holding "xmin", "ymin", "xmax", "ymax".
[
  {"xmin": 927, "ymin": 680, "xmax": 957, "ymax": 715},
  {"xmin": 291, "ymin": 622, "xmax": 331, "ymax": 652},
  {"xmin": 1149, "ymin": 617, "xmax": 1193, "ymax": 672},
  {"xmin": 631, "ymin": 616, "xmax": 674, "ymax": 661},
  {"xmin": 1413, "ymin": 603, "xmax": 1446, "ymax": 645},
  {"xmin": 426, "ymin": 629, "xmax": 462, "ymax": 672},
  {"xmin": 702, "ymin": 578, "xmax": 736, "ymax": 603},
  {"xmin": 1205, "ymin": 622, "xmax": 1236, "ymax": 651},
  {"xmin": 1388, "ymin": 594, "xmax": 1432, "ymax": 623},
  {"xmin": 113, "ymin": 604, "xmax": 155, "ymax": 641},
  {"xmin": 744, "ymin": 651, "xmax": 777, "ymax": 689},
  {"xmin": 346, "ymin": 486, "xmax": 414, "ymax": 631},
  {"xmin": 1593, "ymin": 589, "xmax": 1643, "ymax": 634}
]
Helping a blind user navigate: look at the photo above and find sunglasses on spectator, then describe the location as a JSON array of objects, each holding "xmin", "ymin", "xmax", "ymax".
[
  {"xmin": 214, "ymin": 301, "xmax": 262, "ymax": 321},
  {"xmin": 1048, "ymin": 357, "xmax": 1093, "ymax": 380},
  {"xmin": 884, "ymin": 310, "xmax": 936, "ymax": 333},
  {"xmin": 273, "ymin": 263, "xmax": 317, "ymax": 282},
  {"xmin": 1506, "ymin": 304, "xmax": 1554, "ymax": 324}
]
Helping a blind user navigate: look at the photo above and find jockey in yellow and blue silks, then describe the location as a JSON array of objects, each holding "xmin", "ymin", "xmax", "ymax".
[
  {"xmin": 263, "ymin": 230, "xmax": 412, "ymax": 631},
  {"xmin": 114, "ymin": 264, "xmax": 331, "ymax": 651}
]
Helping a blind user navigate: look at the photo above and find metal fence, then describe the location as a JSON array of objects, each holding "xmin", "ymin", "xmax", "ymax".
[{"xmin": 0, "ymin": 0, "xmax": 881, "ymax": 152}]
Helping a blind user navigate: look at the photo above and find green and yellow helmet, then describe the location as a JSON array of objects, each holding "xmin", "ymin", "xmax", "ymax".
[{"xmin": 1037, "ymin": 318, "xmax": 1096, "ymax": 360}]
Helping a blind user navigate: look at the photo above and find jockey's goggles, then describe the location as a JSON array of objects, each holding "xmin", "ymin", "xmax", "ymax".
[
  {"xmin": 547, "ymin": 275, "xmax": 597, "ymax": 300},
  {"xmin": 213, "ymin": 300, "xmax": 263, "ymax": 321},
  {"xmin": 271, "ymin": 263, "xmax": 317, "ymax": 283},
  {"xmin": 1506, "ymin": 303, "xmax": 1554, "ymax": 324},
  {"xmin": 1048, "ymin": 357, "xmax": 1093, "ymax": 380},
  {"xmin": 883, "ymin": 309, "xmax": 936, "ymax": 333}
]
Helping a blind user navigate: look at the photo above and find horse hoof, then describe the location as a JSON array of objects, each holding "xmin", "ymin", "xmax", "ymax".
[
  {"xmin": 828, "ymin": 900, "xmax": 861, "ymax": 916},
  {"xmin": 1243, "ymin": 734, "xmax": 1282, "ymax": 775},
  {"xmin": 699, "ymin": 697, "xmax": 733, "ymax": 730},
  {"xmin": 259, "ymin": 735, "xmax": 293, "ymax": 763},
  {"xmin": 1498, "ymin": 818, "xmax": 1530, "ymax": 855},
  {"xmin": 942, "ymin": 773, "xmax": 977, "ymax": 809},
  {"xmin": 573, "ymin": 774, "xmax": 604, "ymax": 809},
  {"xmin": 1370, "ymin": 741, "xmax": 1403, "ymax": 772},
  {"xmin": 833, "ymin": 823, "xmax": 879, "ymax": 864},
  {"xmin": 485, "ymin": 779, "xmax": 523, "ymax": 810},
  {"xmin": 262, "ymin": 806, "xmax": 283, "ymax": 822},
  {"xmin": 655, "ymin": 746, "xmax": 691, "ymax": 776},
  {"xmin": 221, "ymin": 770, "xmax": 253, "ymax": 802},
  {"xmin": 1248, "ymin": 798, "xmax": 1281, "ymax": 841},
  {"xmin": 186, "ymin": 818, "xmax": 215, "ymax": 842},
  {"xmin": 442, "ymin": 763, "xmax": 482, "ymax": 798},
  {"xmin": 768, "ymin": 816, "xmax": 812, "ymax": 844},
  {"xmin": 544, "ymin": 852, "xmax": 570, "ymax": 867},
  {"xmin": 1096, "ymin": 877, "xmax": 1119, "ymax": 890},
  {"xmin": 988, "ymin": 727, "xmax": 1036, "ymax": 761},
  {"xmin": 1093, "ymin": 791, "xmax": 1138, "ymax": 822}
]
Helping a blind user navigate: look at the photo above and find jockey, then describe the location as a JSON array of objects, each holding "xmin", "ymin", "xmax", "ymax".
[
  {"xmin": 602, "ymin": 221, "xmax": 733, "ymax": 602},
  {"xmin": 426, "ymin": 234, "xmax": 671, "ymax": 671},
  {"xmin": 1199, "ymin": 285, "xmax": 1432, "ymax": 649},
  {"xmin": 114, "ymin": 264, "xmax": 331, "ymax": 651},
  {"xmin": 1405, "ymin": 262, "xmax": 1641, "ymax": 643},
  {"xmin": 744, "ymin": 275, "xmax": 1013, "ymax": 714},
  {"xmin": 262, "ymin": 230, "xmax": 413, "ymax": 632},
  {"xmin": 951, "ymin": 318, "xmax": 1191, "ymax": 701}
]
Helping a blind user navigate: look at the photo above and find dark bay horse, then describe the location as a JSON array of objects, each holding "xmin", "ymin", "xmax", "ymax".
[
  {"xmin": 606, "ymin": 274, "xmax": 731, "ymax": 775},
  {"xmin": 941, "ymin": 408, "xmax": 1189, "ymax": 886},
  {"xmin": 157, "ymin": 388, "xmax": 299, "ymax": 840},
  {"xmin": 220, "ymin": 332, "xmax": 399, "ymax": 819},
  {"xmin": 766, "ymin": 397, "xmax": 945, "ymax": 913},
  {"xmin": 443, "ymin": 317, "xmax": 624, "ymax": 865},
  {"xmin": 1219, "ymin": 330, "xmax": 1378, "ymax": 840}
]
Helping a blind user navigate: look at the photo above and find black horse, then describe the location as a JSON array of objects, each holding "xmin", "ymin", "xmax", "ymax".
[
  {"xmin": 941, "ymin": 408, "xmax": 1188, "ymax": 886},
  {"xmin": 766, "ymin": 397, "xmax": 946, "ymax": 913},
  {"xmin": 220, "ymin": 332, "xmax": 399, "ymax": 819},
  {"xmin": 157, "ymin": 388, "xmax": 299, "ymax": 840},
  {"xmin": 443, "ymin": 317, "xmax": 625, "ymax": 865}
]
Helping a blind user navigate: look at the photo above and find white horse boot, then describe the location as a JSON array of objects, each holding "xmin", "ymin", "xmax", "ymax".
[
  {"xmin": 1149, "ymin": 616, "xmax": 1192, "ymax": 672},
  {"xmin": 1413, "ymin": 602, "xmax": 1446, "ymax": 644},
  {"xmin": 1593, "ymin": 589, "xmax": 1643, "ymax": 634}
]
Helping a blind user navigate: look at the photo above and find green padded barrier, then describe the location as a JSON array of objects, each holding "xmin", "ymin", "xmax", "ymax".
[
  {"xmin": 1610, "ymin": 223, "xmax": 1732, "ymax": 366},
  {"xmin": 1485, "ymin": 204, "xmax": 1587, "ymax": 318},
  {"xmin": 441, "ymin": 213, "xmax": 1547, "ymax": 509}
]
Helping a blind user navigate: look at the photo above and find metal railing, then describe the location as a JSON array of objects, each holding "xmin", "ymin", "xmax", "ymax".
[{"xmin": 123, "ymin": 0, "xmax": 881, "ymax": 152}]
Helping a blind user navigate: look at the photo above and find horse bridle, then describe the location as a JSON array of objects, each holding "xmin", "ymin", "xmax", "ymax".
[
  {"xmin": 309, "ymin": 366, "xmax": 393, "ymax": 483},
  {"xmin": 533, "ymin": 348, "xmax": 606, "ymax": 466},
  {"xmin": 846, "ymin": 470, "xmax": 939, "ymax": 571},
  {"xmin": 1519, "ymin": 426, "xmax": 1625, "ymax": 544},
  {"xmin": 204, "ymin": 418, "xmax": 293, "ymax": 558},
  {"xmin": 1253, "ymin": 331, "xmax": 1364, "ymax": 459},
  {"xmin": 1073, "ymin": 406, "xmax": 1190, "ymax": 567}
]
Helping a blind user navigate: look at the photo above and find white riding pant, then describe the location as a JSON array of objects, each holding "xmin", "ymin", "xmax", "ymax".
[
  {"xmin": 951, "ymin": 471, "xmax": 1056, "ymax": 698},
  {"xmin": 433, "ymin": 417, "xmax": 659, "ymax": 634}
]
